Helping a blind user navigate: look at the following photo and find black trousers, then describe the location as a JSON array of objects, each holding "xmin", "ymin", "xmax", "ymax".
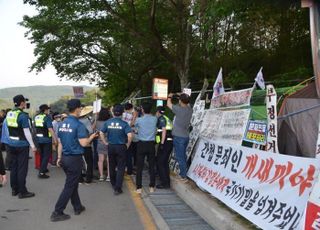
[
  {"xmin": 157, "ymin": 141, "xmax": 173, "ymax": 186},
  {"xmin": 4, "ymin": 144, "xmax": 12, "ymax": 170},
  {"xmin": 136, "ymin": 141, "xmax": 156, "ymax": 189},
  {"xmin": 39, "ymin": 142, "xmax": 52, "ymax": 174},
  {"xmin": 82, "ymin": 146, "xmax": 93, "ymax": 182},
  {"xmin": 8, "ymin": 146, "xmax": 29, "ymax": 194},
  {"xmin": 108, "ymin": 144, "xmax": 127, "ymax": 191},
  {"xmin": 54, "ymin": 155, "xmax": 82, "ymax": 214}
]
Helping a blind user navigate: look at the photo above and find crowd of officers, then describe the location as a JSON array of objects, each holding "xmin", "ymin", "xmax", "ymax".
[{"xmin": 0, "ymin": 92, "xmax": 193, "ymax": 222}]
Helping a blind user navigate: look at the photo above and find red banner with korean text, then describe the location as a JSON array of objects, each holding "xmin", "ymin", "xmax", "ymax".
[{"xmin": 188, "ymin": 138, "xmax": 320, "ymax": 230}]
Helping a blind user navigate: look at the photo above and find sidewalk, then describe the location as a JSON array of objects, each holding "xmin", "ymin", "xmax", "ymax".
[{"xmin": 132, "ymin": 170, "xmax": 213, "ymax": 230}]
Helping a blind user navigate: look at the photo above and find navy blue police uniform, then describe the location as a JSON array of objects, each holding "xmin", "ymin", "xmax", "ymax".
[
  {"xmin": 101, "ymin": 113, "xmax": 131, "ymax": 194},
  {"xmin": 6, "ymin": 95, "xmax": 34, "ymax": 198},
  {"xmin": 156, "ymin": 112, "xmax": 173, "ymax": 188},
  {"xmin": 53, "ymin": 115, "xmax": 88, "ymax": 216},
  {"xmin": 34, "ymin": 104, "xmax": 54, "ymax": 178}
]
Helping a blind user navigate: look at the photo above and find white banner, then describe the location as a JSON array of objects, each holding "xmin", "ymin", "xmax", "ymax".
[
  {"xmin": 200, "ymin": 109, "xmax": 250, "ymax": 145},
  {"xmin": 210, "ymin": 88, "xmax": 253, "ymax": 109},
  {"xmin": 188, "ymin": 138, "xmax": 320, "ymax": 230},
  {"xmin": 266, "ymin": 85, "xmax": 279, "ymax": 153}
]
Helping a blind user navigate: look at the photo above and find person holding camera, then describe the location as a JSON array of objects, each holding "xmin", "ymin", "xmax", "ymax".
[
  {"xmin": 6, "ymin": 94, "xmax": 37, "ymax": 198},
  {"xmin": 134, "ymin": 102, "xmax": 158, "ymax": 194},
  {"xmin": 167, "ymin": 93, "xmax": 193, "ymax": 182}
]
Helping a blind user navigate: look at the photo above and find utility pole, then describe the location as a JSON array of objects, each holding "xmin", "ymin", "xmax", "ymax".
[{"xmin": 302, "ymin": 0, "xmax": 320, "ymax": 97}]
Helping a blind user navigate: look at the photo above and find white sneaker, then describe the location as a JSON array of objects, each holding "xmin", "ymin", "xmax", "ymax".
[
  {"xmin": 105, "ymin": 177, "xmax": 110, "ymax": 182},
  {"xmin": 99, "ymin": 176, "xmax": 105, "ymax": 182},
  {"xmin": 149, "ymin": 187, "xmax": 155, "ymax": 193},
  {"xmin": 136, "ymin": 188, "xmax": 142, "ymax": 194}
]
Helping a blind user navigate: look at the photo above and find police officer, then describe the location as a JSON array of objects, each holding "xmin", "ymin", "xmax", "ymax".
[
  {"xmin": 34, "ymin": 104, "xmax": 57, "ymax": 178},
  {"xmin": 50, "ymin": 99, "xmax": 98, "ymax": 222},
  {"xmin": 6, "ymin": 94, "xmax": 36, "ymax": 198},
  {"xmin": 155, "ymin": 106, "xmax": 173, "ymax": 189},
  {"xmin": 100, "ymin": 104, "xmax": 133, "ymax": 195}
]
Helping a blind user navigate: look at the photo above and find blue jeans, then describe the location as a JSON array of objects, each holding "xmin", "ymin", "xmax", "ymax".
[{"xmin": 173, "ymin": 136, "xmax": 189, "ymax": 178}]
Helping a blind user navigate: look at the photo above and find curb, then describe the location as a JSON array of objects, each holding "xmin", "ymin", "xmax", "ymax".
[
  {"xmin": 126, "ymin": 175, "xmax": 170, "ymax": 230},
  {"xmin": 171, "ymin": 176, "xmax": 257, "ymax": 230},
  {"xmin": 140, "ymin": 189, "xmax": 170, "ymax": 230}
]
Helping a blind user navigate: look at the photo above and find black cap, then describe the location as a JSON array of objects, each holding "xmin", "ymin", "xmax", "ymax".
[
  {"xmin": 13, "ymin": 94, "xmax": 29, "ymax": 106},
  {"xmin": 39, "ymin": 104, "xmax": 50, "ymax": 111},
  {"xmin": 156, "ymin": 106, "xmax": 165, "ymax": 114},
  {"xmin": 113, "ymin": 104, "xmax": 124, "ymax": 116},
  {"xmin": 67, "ymin": 99, "xmax": 82, "ymax": 111}
]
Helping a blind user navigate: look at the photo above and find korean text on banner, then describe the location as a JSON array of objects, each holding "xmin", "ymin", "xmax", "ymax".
[
  {"xmin": 266, "ymin": 85, "xmax": 279, "ymax": 153},
  {"xmin": 200, "ymin": 109, "xmax": 250, "ymax": 146},
  {"xmin": 304, "ymin": 113, "xmax": 320, "ymax": 230},
  {"xmin": 188, "ymin": 138, "xmax": 320, "ymax": 230},
  {"xmin": 210, "ymin": 88, "xmax": 253, "ymax": 109},
  {"xmin": 73, "ymin": 86, "xmax": 84, "ymax": 98},
  {"xmin": 243, "ymin": 120, "xmax": 267, "ymax": 145},
  {"xmin": 152, "ymin": 78, "xmax": 168, "ymax": 100}
]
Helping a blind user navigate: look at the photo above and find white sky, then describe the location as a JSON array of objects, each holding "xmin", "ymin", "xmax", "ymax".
[{"xmin": 0, "ymin": 0, "xmax": 93, "ymax": 89}]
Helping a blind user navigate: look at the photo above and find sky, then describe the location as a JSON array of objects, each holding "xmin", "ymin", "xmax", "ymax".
[{"xmin": 0, "ymin": 1, "xmax": 93, "ymax": 89}]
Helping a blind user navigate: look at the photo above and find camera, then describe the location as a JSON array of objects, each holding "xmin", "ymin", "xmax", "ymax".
[{"xmin": 172, "ymin": 94, "xmax": 180, "ymax": 100}]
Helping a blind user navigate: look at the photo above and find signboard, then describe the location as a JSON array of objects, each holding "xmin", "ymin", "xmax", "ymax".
[
  {"xmin": 188, "ymin": 138, "xmax": 320, "ymax": 230},
  {"xmin": 93, "ymin": 99, "xmax": 102, "ymax": 113},
  {"xmin": 152, "ymin": 78, "xmax": 168, "ymax": 100},
  {"xmin": 266, "ymin": 85, "xmax": 279, "ymax": 153},
  {"xmin": 210, "ymin": 88, "xmax": 253, "ymax": 109},
  {"xmin": 73, "ymin": 86, "xmax": 84, "ymax": 98},
  {"xmin": 156, "ymin": 100, "xmax": 163, "ymax": 107},
  {"xmin": 183, "ymin": 88, "xmax": 192, "ymax": 96},
  {"xmin": 200, "ymin": 109, "xmax": 250, "ymax": 146},
  {"xmin": 243, "ymin": 120, "xmax": 267, "ymax": 145}
]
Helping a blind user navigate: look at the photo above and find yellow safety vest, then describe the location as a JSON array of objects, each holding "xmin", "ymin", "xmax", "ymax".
[
  {"xmin": 34, "ymin": 113, "xmax": 51, "ymax": 137},
  {"xmin": 156, "ymin": 115, "xmax": 173, "ymax": 144},
  {"xmin": 7, "ymin": 109, "xmax": 22, "ymax": 128},
  {"xmin": 6, "ymin": 109, "xmax": 27, "ymax": 141}
]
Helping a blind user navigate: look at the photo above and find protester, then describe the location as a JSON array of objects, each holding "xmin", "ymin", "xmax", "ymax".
[
  {"xmin": 34, "ymin": 104, "xmax": 58, "ymax": 179},
  {"xmin": 51, "ymin": 112, "xmax": 62, "ymax": 165},
  {"xmin": 0, "ymin": 150, "xmax": 7, "ymax": 187},
  {"xmin": 51, "ymin": 99, "xmax": 98, "ymax": 222},
  {"xmin": 134, "ymin": 102, "xmax": 157, "ymax": 194},
  {"xmin": 155, "ymin": 106, "xmax": 173, "ymax": 189},
  {"xmin": 167, "ymin": 93, "xmax": 193, "ymax": 182},
  {"xmin": 1, "ymin": 110, "xmax": 12, "ymax": 170},
  {"xmin": 6, "ymin": 94, "xmax": 36, "ymax": 198},
  {"xmin": 78, "ymin": 106, "xmax": 95, "ymax": 184},
  {"xmin": 100, "ymin": 104, "xmax": 132, "ymax": 195},
  {"xmin": 122, "ymin": 102, "xmax": 136, "ymax": 175},
  {"xmin": 96, "ymin": 107, "xmax": 111, "ymax": 181}
]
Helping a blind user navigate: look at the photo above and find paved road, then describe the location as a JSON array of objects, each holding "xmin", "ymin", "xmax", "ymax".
[{"xmin": 0, "ymin": 158, "xmax": 146, "ymax": 230}]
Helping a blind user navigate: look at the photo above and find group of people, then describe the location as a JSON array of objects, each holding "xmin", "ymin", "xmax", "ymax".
[{"xmin": 0, "ymin": 92, "xmax": 193, "ymax": 222}]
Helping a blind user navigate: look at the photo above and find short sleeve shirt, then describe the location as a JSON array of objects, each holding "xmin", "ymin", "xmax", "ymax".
[
  {"xmin": 135, "ymin": 115, "xmax": 157, "ymax": 141},
  {"xmin": 36, "ymin": 115, "xmax": 54, "ymax": 144},
  {"xmin": 100, "ymin": 117, "xmax": 131, "ymax": 145},
  {"xmin": 172, "ymin": 105, "xmax": 193, "ymax": 138},
  {"xmin": 58, "ymin": 115, "xmax": 88, "ymax": 155},
  {"xmin": 157, "ymin": 116, "xmax": 167, "ymax": 129}
]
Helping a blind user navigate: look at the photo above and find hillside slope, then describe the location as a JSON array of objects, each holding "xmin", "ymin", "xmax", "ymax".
[{"xmin": 0, "ymin": 85, "xmax": 93, "ymax": 111}]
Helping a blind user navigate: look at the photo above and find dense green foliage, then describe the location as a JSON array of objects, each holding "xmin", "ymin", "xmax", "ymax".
[{"xmin": 22, "ymin": 0, "xmax": 312, "ymax": 103}]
